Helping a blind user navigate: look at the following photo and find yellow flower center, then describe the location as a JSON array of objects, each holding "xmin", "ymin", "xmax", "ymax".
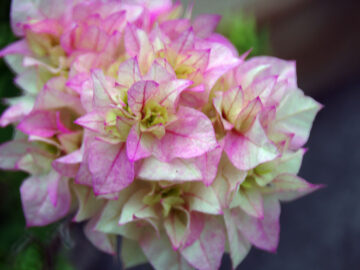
[
  {"xmin": 141, "ymin": 100, "xmax": 168, "ymax": 128},
  {"xmin": 175, "ymin": 64, "xmax": 196, "ymax": 79}
]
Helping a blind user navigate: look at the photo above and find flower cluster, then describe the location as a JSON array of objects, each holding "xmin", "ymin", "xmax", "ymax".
[{"xmin": 0, "ymin": 1, "xmax": 322, "ymax": 269}]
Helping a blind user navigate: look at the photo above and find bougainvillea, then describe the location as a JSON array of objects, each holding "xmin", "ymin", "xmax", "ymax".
[{"xmin": 0, "ymin": 1, "xmax": 322, "ymax": 269}]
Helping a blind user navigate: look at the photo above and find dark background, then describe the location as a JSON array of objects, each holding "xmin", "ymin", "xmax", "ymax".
[{"xmin": 1, "ymin": 0, "xmax": 360, "ymax": 269}]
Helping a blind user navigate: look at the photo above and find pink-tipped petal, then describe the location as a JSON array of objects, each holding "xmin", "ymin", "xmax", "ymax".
[
  {"xmin": 224, "ymin": 119, "xmax": 279, "ymax": 170},
  {"xmin": 164, "ymin": 209, "xmax": 189, "ymax": 250},
  {"xmin": 117, "ymin": 57, "xmax": 142, "ymax": 87},
  {"xmin": 193, "ymin": 14, "xmax": 221, "ymax": 38},
  {"xmin": 154, "ymin": 106, "xmax": 217, "ymax": 161},
  {"xmin": 156, "ymin": 80, "xmax": 193, "ymax": 113},
  {"xmin": 92, "ymin": 70, "xmax": 115, "ymax": 108},
  {"xmin": 144, "ymin": 59, "xmax": 176, "ymax": 82},
  {"xmin": 127, "ymin": 80, "xmax": 159, "ymax": 114},
  {"xmin": 74, "ymin": 111, "xmax": 106, "ymax": 135},
  {"xmin": 0, "ymin": 39, "xmax": 30, "ymax": 56},
  {"xmin": 194, "ymin": 142, "xmax": 223, "ymax": 186},
  {"xmin": 0, "ymin": 97, "xmax": 34, "ymax": 127},
  {"xmin": 17, "ymin": 111, "xmax": 59, "ymax": 138},
  {"xmin": 264, "ymin": 173, "xmax": 324, "ymax": 202},
  {"xmin": 234, "ymin": 196, "xmax": 280, "ymax": 253},
  {"xmin": 171, "ymin": 28, "xmax": 194, "ymax": 55},
  {"xmin": 20, "ymin": 171, "xmax": 71, "ymax": 227},
  {"xmin": 52, "ymin": 150, "xmax": 82, "ymax": 178},
  {"xmin": 126, "ymin": 125, "xmax": 152, "ymax": 161},
  {"xmin": 181, "ymin": 216, "xmax": 225, "ymax": 270},
  {"xmin": 272, "ymin": 88, "xmax": 322, "ymax": 149}
]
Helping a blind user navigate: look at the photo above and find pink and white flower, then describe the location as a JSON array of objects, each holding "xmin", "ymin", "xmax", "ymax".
[{"xmin": 0, "ymin": 1, "xmax": 323, "ymax": 269}]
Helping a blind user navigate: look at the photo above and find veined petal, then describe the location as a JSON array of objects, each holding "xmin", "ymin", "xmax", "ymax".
[
  {"xmin": 52, "ymin": 150, "xmax": 82, "ymax": 178},
  {"xmin": 144, "ymin": 58, "xmax": 176, "ymax": 82},
  {"xmin": 230, "ymin": 188, "xmax": 264, "ymax": 219},
  {"xmin": 245, "ymin": 75, "xmax": 278, "ymax": 103},
  {"xmin": 155, "ymin": 80, "xmax": 193, "ymax": 113},
  {"xmin": 11, "ymin": 0, "xmax": 68, "ymax": 36},
  {"xmin": 224, "ymin": 119, "xmax": 279, "ymax": 170},
  {"xmin": 154, "ymin": 106, "xmax": 217, "ymax": 161},
  {"xmin": 140, "ymin": 232, "xmax": 193, "ymax": 270},
  {"xmin": 261, "ymin": 173, "xmax": 323, "ymax": 202},
  {"xmin": 75, "ymin": 110, "xmax": 106, "ymax": 135},
  {"xmin": 181, "ymin": 216, "xmax": 225, "ymax": 270},
  {"xmin": 194, "ymin": 143, "xmax": 223, "ymax": 186},
  {"xmin": 124, "ymin": 23, "xmax": 142, "ymax": 57},
  {"xmin": 88, "ymin": 140, "xmax": 134, "ymax": 195},
  {"xmin": 124, "ymin": 24, "xmax": 154, "ymax": 73},
  {"xmin": 20, "ymin": 171, "xmax": 71, "ymax": 226},
  {"xmin": 18, "ymin": 111, "xmax": 59, "ymax": 138},
  {"xmin": 95, "ymin": 183, "xmax": 144, "ymax": 240},
  {"xmin": 237, "ymin": 56, "xmax": 297, "ymax": 89},
  {"xmin": 75, "ymin": 132, "xmax": 94, "ymax": 187},
  {"xmin": 171, "ymin": 27, "xmax": 194, "ymax": 55},
  {"xmin": 137, "ymin": 156, "xmax": 203, "ymax": 182},
  {"xmin": 0, "ymin": 96, "xmax": 34, "ymax": 127},
  {"xmin": 235, "ymin": 97, "xmax": 263, "ymax": 133},
  {"xmin": 183, "ymin": 212, "xmax": 205, "ymax": 248},
  {"xmin": 222, "ymin": 86, "xmax": 244, "ymax": 124},
  {"xmin": 92, "ymin": 69, "xmax": 116, "ymax": 108},
  {"xmin": 164, "ymin": 209, "xmax": 189, "ymax": 250},
  {"xmin": 212, "ymin": 155, "xmax": 247, "ymax": 209},
  {"xmin": 193, "ymin": 14, "xmax": 221, "ymax": 38},
  {"xmin": 34, "ymin": 77, "xmax": 84, "ymax": 115},
  {"xmin": 272, "ymin": 88, "xmax": 322, "ymax": 149},
  {"xmin": 126, "ymin": 125, "xmax": 152, "ymax": 161},
  {"xmin": 223, "ymin": 209, "xmax": 251, "ymax": 269},
  {"xmin": 118, "ymin": 188, "xmax": 157, "ymax": 226},
  {"xmin": 178, "ymin": 49, "xmax": 210, "ymax": 72},
  {"xmin": 102, "ymin": 10, "xmax": 127, "ymax": 34},
  {"xmin": 184, "ymin": 183, "xmax": 222, "ymax": 215},
  {"xmin": 254, "ymin": 148, "xmax": 305, "ymax": 187},
  {"xmin": 234, "ymin": 196, "xmax": 280, "ymax": 252},
  {"xmin": 127, "ymin": 80, "xmax": 159, "ymax": 114},
  {"xmin": 117, "ymin": 57, "xmax": 142, "ymax": 87}
]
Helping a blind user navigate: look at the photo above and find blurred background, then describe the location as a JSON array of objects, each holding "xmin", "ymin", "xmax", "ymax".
[{"xmin": 0, "ymin": 0, "xmax": 359, "ymax": 269}]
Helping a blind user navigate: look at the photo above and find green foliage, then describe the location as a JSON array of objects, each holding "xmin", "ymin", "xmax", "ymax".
[
  {"xmin": 0, "ymin": 21, "xmax": 17, "ymax": 142},
  {"xmin": 14, "ymin": 246, "xmax": 44, "ymax": 270},
  {"xmin": 55, "ymin": 254, "xmax": 76, "ymax": 270},
  {"xmin": 218, "ymin": 13, "xmax": 270, "ymax": 57}
]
